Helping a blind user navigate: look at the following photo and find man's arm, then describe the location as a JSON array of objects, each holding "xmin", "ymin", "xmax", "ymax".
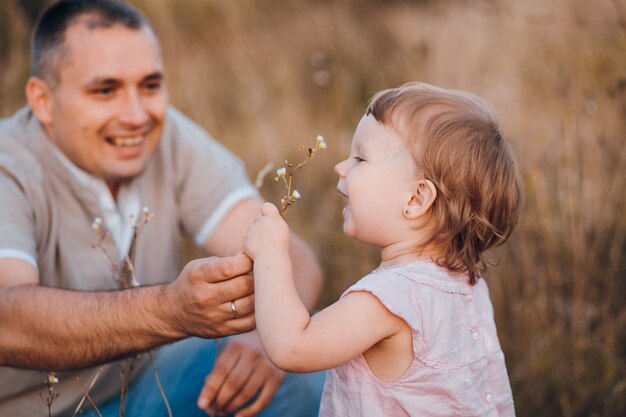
[
  {"xmin": 0, "ymin": 255, "xmax": 256, "ymax": 370},
  {"xmin": 198, "ymin": 197, "xmax": 323, "ymax": 416}
]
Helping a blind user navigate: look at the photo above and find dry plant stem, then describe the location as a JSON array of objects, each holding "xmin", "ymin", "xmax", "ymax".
[
  {"xmin": 75, "ymin": 377, "xmax": 104, "ymax": 417},
  {"xmin": 40, "ymin": 389, "xmax": 55, "ymax": 416},
  {"xmin": 121, "ymin": 256, "xmax": 137, "ymax": 288},
  {"xmin": 148, "ymin": 351, "xmax": 173, "ymax": 417},
  {"xmin": 279, "ymin": 173, "xmax": 293, "ymax": 216},
  {"xmin": 40, "ymin": 372, "xmax": 60, "ymax": 417},
  {"xmin": 254, "ymin": 162, "xmax": 274, "ymax": 188},
  {"xmin": 88, "ymin": 211, "xmax": 165, "ymax": 417},
  {"xmin": 118, "ymin": 356, "xmax": 138, "ymax": 417},
  {"xmin": 279, "ymin": 152, "xmax": 312, "ymax": 215},
  {"xmin": 92, "ymin": 233, "xmax": 119, "ymax": 287},
  {"xmin": 121, "ymin": 219, "xmax": 146, "ymax": 289},
  {"xmin": 274, "ymin": 136, "xmax": 326, "ymax": 216},
  {"xmin": 72, "ymin": 368, "xmax": 103, "ymax": 417},
  {"xmin": 40, "ymin": 391, "xmax": 53, "ymax": 417}
]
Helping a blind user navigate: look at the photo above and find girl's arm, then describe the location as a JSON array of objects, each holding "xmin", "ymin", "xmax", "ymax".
[{"xmin": 244, "ymin": 203, "xmax": 406, "ymax": 372}]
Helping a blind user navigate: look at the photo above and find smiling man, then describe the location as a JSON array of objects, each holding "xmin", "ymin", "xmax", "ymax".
[
  {"xmin": 0, "ymin": 1, "xmax": 324, "ymax": 416},
  {"xmin": 28, "ymin": 17, "xmax": 166, "ymax": 195}
]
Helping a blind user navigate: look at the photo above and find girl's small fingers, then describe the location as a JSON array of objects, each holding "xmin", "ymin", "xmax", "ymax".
[{"xmin": 260, "ymin": 202, "xmax": 279, "ymax": 217}]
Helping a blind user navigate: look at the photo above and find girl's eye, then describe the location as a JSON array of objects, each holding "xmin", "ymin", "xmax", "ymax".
[{"xmin": 353, "ymin": 156, "xmax": 365, "ymax": 163}]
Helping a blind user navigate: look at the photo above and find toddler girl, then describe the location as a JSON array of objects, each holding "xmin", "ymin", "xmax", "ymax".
[{"xmin": 243, "ymin": 82, "xmax": 521, "ymax": 416}]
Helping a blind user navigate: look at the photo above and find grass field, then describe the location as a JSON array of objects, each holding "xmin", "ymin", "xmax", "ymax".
[{"xmin": 1, "ymin": 0, "xmax": 625, "ymax": 415}]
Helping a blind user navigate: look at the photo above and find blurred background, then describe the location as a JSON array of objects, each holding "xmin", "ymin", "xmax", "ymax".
[{"xmin": 1, "ymin": 0, "xmax": 625, "ymax": 415}]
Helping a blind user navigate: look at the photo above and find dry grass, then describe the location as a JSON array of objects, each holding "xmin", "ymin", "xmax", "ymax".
[{"xmin": 1, "ymin": 0, "xmax": 625, "ymax": 415}]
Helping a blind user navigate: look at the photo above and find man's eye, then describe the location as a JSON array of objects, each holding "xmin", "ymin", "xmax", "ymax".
[
  {"xmin": 143, "ymin": 82, "xmax": 161, "ymax": 91},
  {"xmin": 92, "ymin": 87, "xmax": 114, "ymax": 96}
]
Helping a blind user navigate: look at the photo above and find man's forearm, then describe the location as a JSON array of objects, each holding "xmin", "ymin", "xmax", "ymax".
[{"xmin": 0, "ymin": 284, "xmax": 182, "ymax": 370}]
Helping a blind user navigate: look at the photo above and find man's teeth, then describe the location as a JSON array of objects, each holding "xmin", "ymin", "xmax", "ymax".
[{"xmin": 108, "ymin": 136, "xmax": 143, "ymax": 147}]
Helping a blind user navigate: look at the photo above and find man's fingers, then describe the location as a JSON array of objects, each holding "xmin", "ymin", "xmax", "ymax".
[
  {"xmin": 213, "ymin": 354, "xmax": 255, "ymax": 411},
  {"xmin": 222, "ymin": 362, "xmax": 273, "ymax": 414},
  {"xmin": 234, "ymin": 377, "xmax": 282, "ymax": 417},
  {"xmin": 190, "ymin": 254, "xmax": 253, "ymax": 283},
  {"xmin": 223, "ymin": 314, "xmax": 256, "ymax": 336},
  {"xmin": 209, "ymin": 274, "xmax": 254, "ymax": 306},
  {"xmin": 198, "ymin": 345, "xmax": 241, "ymax": 411},
  {"xmin": 224, "ymin": 293, "xmax": 254, "ymax": 319}
]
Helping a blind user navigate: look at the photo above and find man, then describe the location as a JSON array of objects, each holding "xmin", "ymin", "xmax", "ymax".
[{"xmin": 0, "ymin": 1, "xmax": 324, "ymax": 416}]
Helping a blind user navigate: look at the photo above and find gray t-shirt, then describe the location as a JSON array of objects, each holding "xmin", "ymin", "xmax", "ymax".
[{"xmin": 0, "ymin": 106, "xmax": 258, "ymax": 416}]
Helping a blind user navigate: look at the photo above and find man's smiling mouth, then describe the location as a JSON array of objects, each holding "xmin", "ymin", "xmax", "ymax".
[{"xmin": 105, "ymin": 135, "xmax": 144, "ymax": 147}]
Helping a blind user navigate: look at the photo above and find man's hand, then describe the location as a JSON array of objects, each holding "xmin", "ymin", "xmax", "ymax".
[
  {"xmin": 197, "ymin": 331, "xmax": 285, "ymax": 417},
  {"xmin": 165, "ymin": 254, "xmax": 256, "ymax": 339}
]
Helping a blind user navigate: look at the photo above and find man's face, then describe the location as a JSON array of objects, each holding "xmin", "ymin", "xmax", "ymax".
[{"xmin": 41, "ymin": 22, "xmax": 167, "ymax": 187}]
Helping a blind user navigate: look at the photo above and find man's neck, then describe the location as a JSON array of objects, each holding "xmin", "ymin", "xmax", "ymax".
[{"xmin": 107, "ymin": 181, "xmax": 120, "ymax": 201}]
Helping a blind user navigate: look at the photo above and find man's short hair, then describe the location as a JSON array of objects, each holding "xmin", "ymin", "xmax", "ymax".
[{"xmin": 32, "ymin": 0, "xmax": 151, "ymax": 83}]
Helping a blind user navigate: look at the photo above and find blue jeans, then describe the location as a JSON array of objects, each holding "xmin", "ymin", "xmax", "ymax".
[{"xmin": 79, "ymin": 337, "xmax": 326, "ymax": 417}]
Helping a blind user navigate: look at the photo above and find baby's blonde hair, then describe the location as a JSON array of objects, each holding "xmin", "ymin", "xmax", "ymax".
[{"xmin": 367, "ymin": 82, "xmax": 522, "ymax": 284}]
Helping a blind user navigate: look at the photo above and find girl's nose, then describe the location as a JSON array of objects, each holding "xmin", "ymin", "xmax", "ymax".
[{"xmin": 335, "ymin": 159, "xmax": 347, "ymax": 177}]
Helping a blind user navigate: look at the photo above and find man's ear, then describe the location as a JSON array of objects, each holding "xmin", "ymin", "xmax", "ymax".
[
  {"xmin": 26, "ymin": 77, "xmax": 54, "ymax": 125},
  {"xmin": 403, "ymin": 179, "xmax": 437, "ymax": 219}
]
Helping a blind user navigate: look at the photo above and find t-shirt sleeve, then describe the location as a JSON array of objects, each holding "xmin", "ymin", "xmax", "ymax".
[
  {"xmin": 0, "ymin": 153, "xmax": 38, "ymax": 267},
  {"xmin": 166, "ymin": 108, "xmax": 259, "ymax": 246}
]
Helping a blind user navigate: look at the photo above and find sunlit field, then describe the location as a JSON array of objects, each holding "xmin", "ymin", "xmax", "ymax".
[{"xmin": 1, "ymin": 0, "xmax": 624, "ymax": 415}]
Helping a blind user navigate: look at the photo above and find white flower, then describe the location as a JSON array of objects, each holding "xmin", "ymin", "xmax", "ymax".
[
  {"xmin": 291, "ymin": 190, "xmax": 302, "ymax": 200},
  {"xmin": 91, "ymin": 217, "xmax": 103, "ymax": 233},
  {"xmin": 47, "ymin": 373, "xmax": 59, "ymax": 385},
  {"xmin": 142, "ymin": 206, "xmax": 154, "ymax": 221},
  {"xmin": 275, "ymin": 167, "xmax": 287, "ymax": 181},
  {"xmin": 316, "ymin": 135, "xmax": 327, "ymax": 150}
]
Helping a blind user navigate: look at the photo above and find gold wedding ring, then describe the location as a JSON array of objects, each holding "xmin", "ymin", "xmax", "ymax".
[{"xmin": 230, "ymin": 300, "xmax": 239, "ymax": 319}]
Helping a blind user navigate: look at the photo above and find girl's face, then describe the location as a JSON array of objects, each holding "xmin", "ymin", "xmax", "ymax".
[{"xmin": 335, "ymin": 115, "xmax": 419, "ymax": 248}]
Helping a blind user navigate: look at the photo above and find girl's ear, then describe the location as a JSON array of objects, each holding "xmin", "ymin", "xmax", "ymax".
[
  {"xmin": 403, "ymin": 179, "xmax": 437, "ymax": 219},
  {"xmin": 26, "ymin": 77, "xmax": 54, "ymax": 125}
]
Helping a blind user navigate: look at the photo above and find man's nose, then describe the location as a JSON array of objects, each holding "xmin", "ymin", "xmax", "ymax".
[{"xmin": 118, "ymin": 89, "xmax": 149, "ymax": 126}]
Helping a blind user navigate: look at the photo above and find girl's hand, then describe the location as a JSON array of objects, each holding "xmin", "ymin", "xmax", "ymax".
[{"xmin": 243, "ymin": 202, "xmax": 290, "ymax": 259}]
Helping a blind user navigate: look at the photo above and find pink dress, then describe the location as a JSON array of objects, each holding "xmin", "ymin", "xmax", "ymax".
[{"xmin": 319, "ymin": 260, "xmax": 515, "ymax": 417}]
